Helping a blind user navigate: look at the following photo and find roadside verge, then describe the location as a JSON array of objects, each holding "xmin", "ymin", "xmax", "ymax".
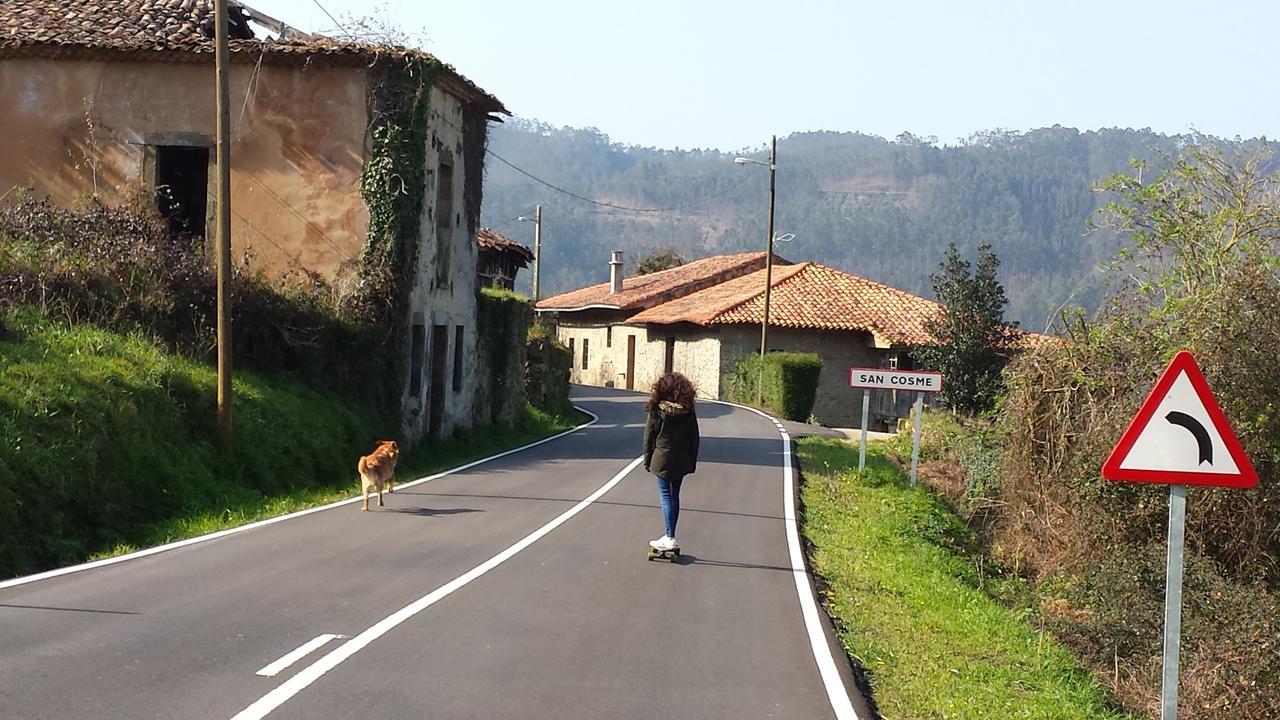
[{"xmin": 795, "ymin": 436, "xmax": 1133, "ymax": 719}]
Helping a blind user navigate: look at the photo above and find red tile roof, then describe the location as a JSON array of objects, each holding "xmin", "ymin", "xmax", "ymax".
[
  {"xmin": 0, "ymin": 1, "xmax": 505, "ymax": 112},
  {"xmin": 628, "ymin": 262, "xmax": 945, "ymax": 346},
  {"xmin": 477, "ymin": 228, "xmax": 533, "ymax": 263},
  {"xmin": 535, "ymin": 251, "xmax": 783, "ymax": 312}
]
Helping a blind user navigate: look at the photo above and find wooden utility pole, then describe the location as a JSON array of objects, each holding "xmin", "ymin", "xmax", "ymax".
[{"xmin": 214, "ymin": 0, "xmax": 233, "ymax": 449}]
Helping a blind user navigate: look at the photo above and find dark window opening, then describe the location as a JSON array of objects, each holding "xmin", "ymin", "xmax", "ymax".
[
  {"xmin": 606, "ymin": 326, "xmax": 612, "ymax": 348},
  {"xmin": 434, "ymin": 156, "xmax": 454, "ymax": 288},
  {"xmin": 429, "ymin": 325, "xmax": 448, "ymax": 436},
  {"xmin": 453, "ymin": 325, "xmax": 465, "ymax": 392},
  {"xmin": 409, "ymin": 324, "xmax": 426, "ymax": 398},
  {"xmin": 154, "ymin": 145, "xmax": 209, "ymax": 238},
  {"xmin": 664, "ymin": 337, "xmax": 675, "ymax": 375},
  {"xmin": 569, "ymin": 337, "xmax": 575, "ymax": 361},
  {"xmin": 582, "ymin": 338, "xmax": 590, "ymax": 369}
]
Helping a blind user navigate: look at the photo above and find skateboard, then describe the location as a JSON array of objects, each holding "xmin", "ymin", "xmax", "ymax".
[{"xmin": 647, "ymin": 546, "xmax": 680, "ymax": 563}]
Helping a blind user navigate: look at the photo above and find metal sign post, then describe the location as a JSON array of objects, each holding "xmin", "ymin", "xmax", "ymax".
[
  {"xmin": 1161, "ymin": 484, "xmax": 1187, "ymax": 720},
  {"xmin": 1101, "ymin": 351, "xmax": 1258, "ymax": 720},
  {"xmin": 849, "ymin": 368, "xmax": 942, "ymax": 479},
  {"xmin": 909, "ymin": 392, "xmax": 924, "ymax": 486},
  {"xmin": 858, "ymin": 389, "xmax": 870, "ymax": 470}
]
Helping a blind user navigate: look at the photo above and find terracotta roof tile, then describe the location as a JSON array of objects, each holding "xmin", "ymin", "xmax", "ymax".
[
  {"xmin": 629, "ymin": 262, "xmax": 945, "ymax": 346},
  {"xmin": 536, "ymin": 251, "xmax": 784, "ymax": 312},
  {"xmin": 477, "ymin": 228, "xmax": 533, "ymax": 262},
  {"xmin": 0, "ymin": 1, "xmax": 505, "ymax": 112}
]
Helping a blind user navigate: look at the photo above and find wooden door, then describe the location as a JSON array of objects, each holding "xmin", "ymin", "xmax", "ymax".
[{"xmin": 626, "ymin": 335, "xmax": 636, "ymax": 390}]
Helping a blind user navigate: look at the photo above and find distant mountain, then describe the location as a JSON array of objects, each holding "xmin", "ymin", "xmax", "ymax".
[{"xmin": 479, "ymin": 120, "xmax": 1212, "ymax": 329}]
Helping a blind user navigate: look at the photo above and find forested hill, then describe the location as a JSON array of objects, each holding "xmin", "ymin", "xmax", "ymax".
[{"xmin": 480, "ymin": 121, "xmax": 1218, "ymax": 329}]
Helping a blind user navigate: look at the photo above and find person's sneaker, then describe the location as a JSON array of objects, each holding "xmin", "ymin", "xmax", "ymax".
[{"xmin": 651, "ymin": 535, "xmax": 678, "ymax": 551}]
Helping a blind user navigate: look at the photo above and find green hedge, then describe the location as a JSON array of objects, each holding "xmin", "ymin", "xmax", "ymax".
[
  {"xmin": 474, "ymin": 288, "xmax": 532, "ymax": 426},
  {"xmin": 725, "ymin": 352, "xmax": 822, "ymax": 421}
]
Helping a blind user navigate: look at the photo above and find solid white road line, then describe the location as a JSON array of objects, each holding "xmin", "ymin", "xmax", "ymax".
[
  {"xmin": 711, "ymin": 400, "xmax": 861, "ymax": 720},
  {"xmin": 255, "ymin": 634, "xmax": 343, "ymax": 677},
  {"xmin": 0, "ymin": 409, "xmax": 599, "ymax": 592},
  {"xmin": 229, "ymin": 455, "xmax": 647, "ymax": 720}
]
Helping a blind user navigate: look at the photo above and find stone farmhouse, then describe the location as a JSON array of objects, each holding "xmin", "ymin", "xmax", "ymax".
[
  {"xmin": 536, "ymin": 251, "xmax": 944, "ymax": 428},
  {"xmin": 0, "ymin": 0, "xmax": 508, "ymax": 441}
]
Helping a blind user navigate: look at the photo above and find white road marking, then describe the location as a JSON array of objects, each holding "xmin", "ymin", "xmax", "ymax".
[
  {"xmin": 712, "ymin": 400, "xmax": 862, "ymax": 720},
  {"xmin": 0, "ymin": 409, "xmax": 599, "ymax": 592},
  {"xmin": 229, "ymin": 455, "xmax": 646, "ymax": 720},
  {"xmin": 255, "ymin": 634, "xmax": 343, "ymax": 677}
]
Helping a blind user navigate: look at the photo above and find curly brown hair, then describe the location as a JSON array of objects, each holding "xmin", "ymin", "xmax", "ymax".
[{"xmin": 645, "ymin": 372, "xmax": 697, "ymax": 412}]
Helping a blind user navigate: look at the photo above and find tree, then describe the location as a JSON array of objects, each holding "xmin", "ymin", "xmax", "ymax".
[
  {"xmin": 636, "ymin": 248, "xmax": 686, "ymax": 275},
  {"xmin": 916, "ymin": 242, "xmax": 1019, "ymax": 415}
]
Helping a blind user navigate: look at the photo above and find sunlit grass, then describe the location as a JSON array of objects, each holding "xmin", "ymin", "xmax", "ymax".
[{"xmin": 798, "ymin": 437, "xmax": 1132, "ymax": 720}]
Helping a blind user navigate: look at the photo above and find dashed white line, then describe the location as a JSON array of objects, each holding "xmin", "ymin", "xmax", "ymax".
[{"xmin": 255, "ymin": 634, "xmax": 343, "ymax": 677}]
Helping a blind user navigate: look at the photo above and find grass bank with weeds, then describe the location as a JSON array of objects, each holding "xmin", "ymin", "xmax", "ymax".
[
  {"xmin": 0, "ymin": 310, "xmax": 583, "ymax": 579},
  {"xmin": 797, "ymin": 435, "xmax": 1131, "ymax": 720}
]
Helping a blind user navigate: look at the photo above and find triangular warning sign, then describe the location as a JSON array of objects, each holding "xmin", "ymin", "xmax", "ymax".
[{"xmin": 1102, "ymin": 351, "xmax": 1257, "ymax": 488}]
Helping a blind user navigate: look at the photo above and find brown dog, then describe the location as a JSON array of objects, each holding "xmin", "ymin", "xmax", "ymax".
[{"xmin": 358, "ymin": 440, "xmax": 399, "ymax": 511}]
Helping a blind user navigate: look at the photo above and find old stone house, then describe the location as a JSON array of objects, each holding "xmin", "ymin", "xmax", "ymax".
[
  {"xmin": 476, "ymin": 228, "xmax": 533, "ymax": 291},
  {"xmin": 0, "ymin": 0, "xmax": 508, "ymax": 441},
  {"xmin": 536, "ymin": 251, "xmax": 943, "ymax": 428}
]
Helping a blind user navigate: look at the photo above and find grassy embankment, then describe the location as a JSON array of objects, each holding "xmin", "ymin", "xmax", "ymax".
[
  {"xmin": 797, "ymin": 433, "xmax": 1132, "ymax": 720},
  {"xmin": 0, "ymin": 310, "xmax": 583, "ymax": 579}
]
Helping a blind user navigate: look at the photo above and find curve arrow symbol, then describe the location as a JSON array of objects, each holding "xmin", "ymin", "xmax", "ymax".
[{"xmin": 1165, "ymin": 411, "xmax": 1213, "ymax": 465}]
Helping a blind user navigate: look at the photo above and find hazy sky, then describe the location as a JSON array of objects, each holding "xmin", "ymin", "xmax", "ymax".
[{"xmin": 262, "ymin": 0, "xmax": 1276, "ymax": 151}]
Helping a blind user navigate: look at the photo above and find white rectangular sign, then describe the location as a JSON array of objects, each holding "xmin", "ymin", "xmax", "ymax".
[{"xmin": 849, "ymin": 367, "xmax": 943, "ymax": 393}]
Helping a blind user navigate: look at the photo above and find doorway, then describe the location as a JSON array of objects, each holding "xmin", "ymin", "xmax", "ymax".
[
  {"xmin": 153, "ymin": 145, "xmax": 209, "ymax": 238},
  {"xmin": 429, "ymin": 324, "xmax": 449, "ymax": 436},
  {"xmin": 626, "ymin": 335, "xmax": 636, "ymax": 390}
]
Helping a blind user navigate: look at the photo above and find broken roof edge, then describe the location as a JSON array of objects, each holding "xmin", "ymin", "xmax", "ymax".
[{"xmin": 0, "ymin": 40, "xmax": 508, "ymax": 115}]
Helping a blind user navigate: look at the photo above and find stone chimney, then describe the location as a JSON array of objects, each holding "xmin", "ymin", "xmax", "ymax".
[{"xmin": 609, "ymin": 250, "xmax": 624, "ymax": 294}]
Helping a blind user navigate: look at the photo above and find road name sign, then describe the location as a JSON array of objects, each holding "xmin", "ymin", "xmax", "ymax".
[
  {"xmin": 848, "ymin": 368, "xmax": 943, "ymax": 393},
  {"xmin": 1102, "ymin": 350, "xmax": 1257, "ymax": 489},
  {"xmin": 848, "ymin": 367, "xmax": 943, "ymax": 485}
]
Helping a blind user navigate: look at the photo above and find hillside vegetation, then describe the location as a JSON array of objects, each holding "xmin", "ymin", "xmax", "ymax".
[
  {"xmin": 483, "ymin": 121, "xmax": 1269, "ymax": 328},
  {"xmin": 915, "ymin": 145, "xmax": 1280, "ymax": 719}
]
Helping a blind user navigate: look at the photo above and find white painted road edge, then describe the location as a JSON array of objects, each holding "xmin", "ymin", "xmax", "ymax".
[
  {"xmin": 255, "ymin": 634, "xmax": 343, "ymax": 677},
  {"xmin": 0, "ymin": 408, "xmax": 599, "ymax": 592},
  {"xmin": 229, "ymin": 455, "xmax": 647, "ymax": 720},
  {"xmin": 710, "ymin": 400, "xmax": 861, "ymax": 720}
]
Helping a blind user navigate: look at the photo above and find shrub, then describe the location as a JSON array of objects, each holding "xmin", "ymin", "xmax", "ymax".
[
  {"xmin": 0, "ymin": 192, "xmax": 395, "ymax": 412},
  {"xmin": 996, "ymin": 144, "xmax": 1280, "ymax": 718},
  {"xmin": 474, "ymin": 288, "xmax": 532, "ymax": 425},
  {"xmin": 725, "ymin": 351, "xmax": 822, "ymax": 421}
]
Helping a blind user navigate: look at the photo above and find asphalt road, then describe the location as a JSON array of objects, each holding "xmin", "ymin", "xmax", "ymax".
[{"xmin": 0, "ymin": 386, "xmax": 871, "ymax": 719}]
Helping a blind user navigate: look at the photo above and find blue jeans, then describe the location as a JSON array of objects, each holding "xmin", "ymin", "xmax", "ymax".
[{"xmin": 656, "ymin": 475, "xmax": 684, "ymax": 538}]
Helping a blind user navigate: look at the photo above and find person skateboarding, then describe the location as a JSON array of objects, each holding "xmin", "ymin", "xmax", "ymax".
[{"xmin": 643, "ymin": 372, "xmax": 700, "ymax": 557}]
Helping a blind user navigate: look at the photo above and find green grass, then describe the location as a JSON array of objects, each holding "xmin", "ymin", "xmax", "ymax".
[
  {"xmin": 0, "ymin": 309, "xmax": 583, "ymax": 578},
  {"xmin": 797, "ymin": 436, "xmax": 1132, "ymax": 720}
]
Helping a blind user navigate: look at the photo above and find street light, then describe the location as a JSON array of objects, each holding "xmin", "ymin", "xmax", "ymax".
[
  {"xmin": 735, "ymin": 135, "xmax": 779, "ymax": 406},
  {"xmin": 517, "ymin": 205, "xmax": 542, "ymax": 302}
]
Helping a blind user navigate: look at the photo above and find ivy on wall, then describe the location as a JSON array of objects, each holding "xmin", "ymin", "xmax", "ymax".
[
  {"xmin": 474, "ymin": 287, "xmax": 531, "ymax": 425},
  {"xmin": 347, "ymin": 54, "xmax": 441, "ymax": 414}
]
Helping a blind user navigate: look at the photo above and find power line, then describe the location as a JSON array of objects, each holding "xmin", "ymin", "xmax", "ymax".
[
  {"xmin": 308, "ymin": 0, "xmax": 351, "ymax": 39},
  {"xmin": 484, "ymin": 148, "xmax": 757, "ymax": 214}
]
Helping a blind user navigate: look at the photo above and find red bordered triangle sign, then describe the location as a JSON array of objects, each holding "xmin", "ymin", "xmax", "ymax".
[{"xmin": 1102, "ymin": 350, "xmax": 1257, "ymax": 488}]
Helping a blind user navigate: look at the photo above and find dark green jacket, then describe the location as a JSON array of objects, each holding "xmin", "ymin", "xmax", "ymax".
[{"xmin": 643, "ymin": 401, "xmax": 700, "ymax": 479}]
